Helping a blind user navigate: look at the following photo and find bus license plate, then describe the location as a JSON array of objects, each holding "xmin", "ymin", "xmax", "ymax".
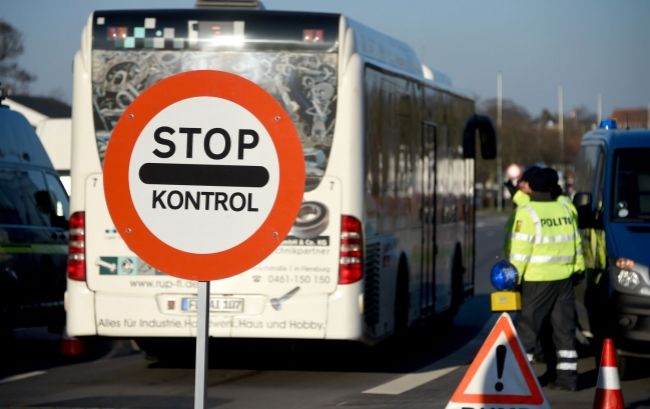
[{"xmin": 181, "ymin": 297, "xmax": 244, "ymax": 313}]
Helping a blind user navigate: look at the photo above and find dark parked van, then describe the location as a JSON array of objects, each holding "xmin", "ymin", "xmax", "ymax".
[
  {"xmin": 0, "ymin": 96, "xmax": 70, "ymax": 335},
  {"xmin": 573, "ymin": 119, "xmax": 650, "ymax": 375}
]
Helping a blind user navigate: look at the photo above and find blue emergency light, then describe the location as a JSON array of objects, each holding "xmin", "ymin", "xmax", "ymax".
[
  {"xmin": 599, "ymin": 119, "xmax": 618, "ymax": 129},
  {"xmin": 490, "ymin": 260, "xmax": 519, "ymax": 290}
]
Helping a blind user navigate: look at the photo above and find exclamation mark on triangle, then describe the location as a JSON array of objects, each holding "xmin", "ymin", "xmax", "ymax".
[{"xmin": 495, "ymin": 344, "xmax": 506, "ymax": 392}]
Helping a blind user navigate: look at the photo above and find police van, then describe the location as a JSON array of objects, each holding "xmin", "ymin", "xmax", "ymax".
[
  {"xmin": 572, "ymin": 119, "xmax": 650, "ymax": 374},
  {"xmin": 0, "ymin": 95, "xmax": 70, "ymax": 336}
]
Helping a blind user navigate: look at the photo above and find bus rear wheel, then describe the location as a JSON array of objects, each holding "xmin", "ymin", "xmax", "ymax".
[
  {"xmin": 134, "ymin": 337, "xmax": 194, "ymax": 363},
  {"xmin": 393, "ymin": 260, "xmax": 409, "ymax": 336},
  {"xmin": 449, "ymin": 246, "xmax": 465, "ymax": 317}
]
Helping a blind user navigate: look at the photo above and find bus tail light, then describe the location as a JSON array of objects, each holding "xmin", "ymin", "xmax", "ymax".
[
  {"xmin": 67, "ymin": 211, "xmax": 86, "ymax": 281},
  {"xmin": 339, "ymin": 215, "xmax": 363, "ymax": 284}
]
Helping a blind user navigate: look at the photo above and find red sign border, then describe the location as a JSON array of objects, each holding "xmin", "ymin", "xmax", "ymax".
[
  {"xmin": 449, "ymin": 313, "xmax": 545, "ymax": 405},
  {"xmin": 103, "ymin": 70, "xmax": 305, "ymax": 281}
]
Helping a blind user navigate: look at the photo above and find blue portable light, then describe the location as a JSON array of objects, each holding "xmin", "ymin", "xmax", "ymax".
[
  {"xmin": 599, "ymin": 119, "xmax": 617, "ymax": 129},
  {"xmin": 490, "ymin": 260, "xmax": 519, "ymax": 290}
]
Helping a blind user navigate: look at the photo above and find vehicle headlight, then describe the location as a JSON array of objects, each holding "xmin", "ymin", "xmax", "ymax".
[
  {"xmin": 617, "ymin": 269, "xmax": 640, "ymax": 289},
  {"xmin": 613, "ymin": 258, "xmax": 650, "ymax": 296}
]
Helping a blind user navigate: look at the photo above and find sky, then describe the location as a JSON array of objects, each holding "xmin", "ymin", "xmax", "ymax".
[{"xmin": 3, "ymin": 0, "xmax": 650, "ymax": 117}]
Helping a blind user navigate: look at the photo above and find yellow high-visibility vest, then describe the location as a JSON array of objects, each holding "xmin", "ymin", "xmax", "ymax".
[
  {"xmin": 513, "ymin": 191, "xmax": 577, "ymax": 219},
  {"xmin": 581, "ymin": 228, "xmax": 607, "ymax": 271},
  {"xmin": 507, "ymin": 200, "xmax": 585, "ymax": 282}
]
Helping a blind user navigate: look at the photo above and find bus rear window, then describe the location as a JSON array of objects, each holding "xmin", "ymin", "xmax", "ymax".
[
  {"xmin": 612, "ymin": 148, "xmax": 650, "ymax": 221},
  {"xmin": 92, "ymin": 49, "xmax": 337, "ymax": 192}
]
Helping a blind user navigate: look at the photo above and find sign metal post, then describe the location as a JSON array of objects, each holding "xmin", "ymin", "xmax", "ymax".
[{"xmin": 194, "ymin": 281, "xmax": 210, "ymax": 409}]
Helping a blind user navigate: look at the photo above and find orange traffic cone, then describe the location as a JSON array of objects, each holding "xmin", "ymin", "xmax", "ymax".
[{"xmin": 593, "ymin": 338, "xmax": 624, "ymax": 409}]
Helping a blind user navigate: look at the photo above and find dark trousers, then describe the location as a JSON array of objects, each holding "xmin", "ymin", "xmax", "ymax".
[{"xmin": 517, "ymin": 278, "xmax": 577, "ymax": 386}]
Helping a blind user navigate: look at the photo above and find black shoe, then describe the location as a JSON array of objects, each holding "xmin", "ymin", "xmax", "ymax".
[
  {"xmin": 537, "ymin": 372, "xmax": 556, "ymax": 386},
  {"xmin": 548, "ymin": 381, "xmax": 577, "ymax": 391}
]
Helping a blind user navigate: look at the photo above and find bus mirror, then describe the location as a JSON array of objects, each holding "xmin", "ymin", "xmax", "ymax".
[
  {"xmin": 463, "ymin": 115, "xmax": 497, "ymax": 159},
  {"xmin": 573, "ymin": 192, "xmax": 593, "ymax": 228}
]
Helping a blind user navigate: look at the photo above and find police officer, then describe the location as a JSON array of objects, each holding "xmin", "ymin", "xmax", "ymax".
[
  {"xmin": 504, "ymin": 166, "xmax": 540, "ymax": 248},
  {"xmin": 506, "ymin": 167, "xmax": 585, "ymax": 391},
  {"xmin": 507, "ymin": 165, "xmax": 576, "ymax": 216},
  {"xmin": 504, "ymin": 165, "xmax": 540, "ymax": 207}
]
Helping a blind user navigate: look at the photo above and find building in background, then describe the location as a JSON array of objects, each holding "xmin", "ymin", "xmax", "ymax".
[{"xmin": 610, "ymin": 107, "xmax": 650, "ymax": 129}]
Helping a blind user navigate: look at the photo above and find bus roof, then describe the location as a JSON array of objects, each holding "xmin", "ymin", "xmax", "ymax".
[
  {"xmin": 92, "ymin": 9, "xmax": 340, "ymax": 51},
  {"xmin": 89, "ymin": 8, "xmax": 462, "ymax": 96}
]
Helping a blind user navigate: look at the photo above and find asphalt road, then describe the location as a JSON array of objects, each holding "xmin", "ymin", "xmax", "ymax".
[{"xmin": 0, "ymin": 212, "xmax": 648, "ymax": 408}]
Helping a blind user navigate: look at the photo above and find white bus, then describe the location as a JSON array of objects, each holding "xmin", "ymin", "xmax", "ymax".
[{"xmin": 65, "ymin": 5, "xmax": 496, "ymax": 357}]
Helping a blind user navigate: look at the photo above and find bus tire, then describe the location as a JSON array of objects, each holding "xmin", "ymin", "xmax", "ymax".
[
  {"xmin": 393, "ymin": 258, "xmax": 409, "ymax": 336},
  {"xmin": 134, "ymin": 337, "xmax": 194, "ymax": 363},
  {"xmin": 449, "ymin": 245, "xmax": 465, "ymax": 316}
]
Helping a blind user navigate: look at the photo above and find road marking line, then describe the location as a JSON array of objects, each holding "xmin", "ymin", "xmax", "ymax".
[
  {"xmin": 363, "ymin": 366, "xmax": 460, "ymax": 395},
  {"xmin": 0, "ymin": 370, "xmax": 47, "ymax": 384},
  {"xmin": 363, "ymin": 315, "xmax": 498, "ymax": 395}
]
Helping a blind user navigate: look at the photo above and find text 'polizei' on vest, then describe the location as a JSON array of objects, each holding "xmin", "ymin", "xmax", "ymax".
[{"xmin": 540, "ymin": 216, "xmax": 573, "ymax": 227}]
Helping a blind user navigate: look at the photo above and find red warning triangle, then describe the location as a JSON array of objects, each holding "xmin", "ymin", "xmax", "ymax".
[{"xmin": 445, "ymin": 313, "xmax": 550, "ymax": 409}]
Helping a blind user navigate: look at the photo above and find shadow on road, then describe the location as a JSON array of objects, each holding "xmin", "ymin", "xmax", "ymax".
[
  {"xmin": 142, "ymin": 294, "xmax": 493, "ymax": 374},
  {"xmin": 0, "ymin": 293, "xmax": 497, "ymax": 381},
  {"xmin": 0, "ymin": 327, "xmax": 119, "ymax": 380}
]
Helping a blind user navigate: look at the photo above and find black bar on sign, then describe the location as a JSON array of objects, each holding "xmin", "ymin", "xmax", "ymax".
[{"xmin": 138, "ymin": 163, "xmax": 269, "ymax": 187}]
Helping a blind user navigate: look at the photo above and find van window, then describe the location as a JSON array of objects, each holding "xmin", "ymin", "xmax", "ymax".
[
  {"xmin": 574, "ymin": 146, "xmax": 598, "ymax": 192},
  {"xmin": 574, "ymin": 145, "xmax": 604, "ymax": 209},
  {"xmin": 44, "ymin": 172, "xmax": 70, "ymax": 228},
  {"xmin": 612, "ymin": 148, "xmax": 650, "ymax": 221},
  {"xmin": 0, "ymin": 167, "xmax": 61, "ymax": 227}
]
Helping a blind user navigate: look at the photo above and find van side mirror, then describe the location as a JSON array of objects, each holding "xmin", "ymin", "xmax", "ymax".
[
  {"xmin": 573, "ymin": 192, "xmax": 595, "ymax": 228},
  {"xmin": 463, "ymin": 114, "xmax": 497, "ymax": 159}
]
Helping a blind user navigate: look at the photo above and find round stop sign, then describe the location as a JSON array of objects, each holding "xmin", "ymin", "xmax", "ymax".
[{"xmin": 103, "ymin": 70, "xmax": 305, "ymax": 281}]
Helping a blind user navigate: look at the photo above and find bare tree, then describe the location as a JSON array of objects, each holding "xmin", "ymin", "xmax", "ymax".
[
  {"xmin": 478, "ymin": 98, "xmax": 535, "ymax": 180},
  {"xmin": 477, "ymin": 98, "xmax": 597, "ymax": 197},
  {"xmin": 0, "ymin": 19, "xmax": 36, "ymax": 94}
]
